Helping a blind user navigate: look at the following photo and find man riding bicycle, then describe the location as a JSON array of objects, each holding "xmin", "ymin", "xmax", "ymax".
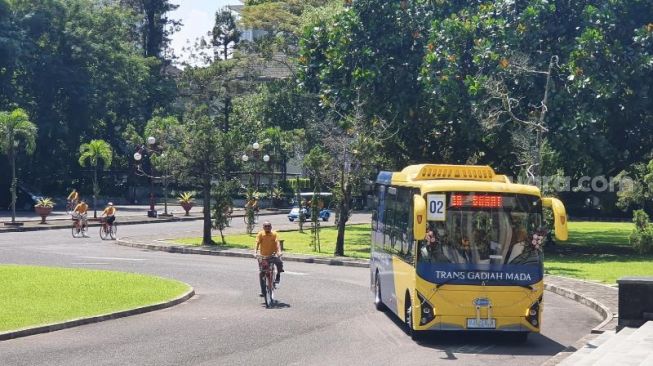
[
  {"xmin": 255, "ymin": 221, "xmax": 284, "ymax": 286},
  {"xmin": 101, "ymin": 202, "xmax": 116, "ymax": 225},
  {"xmin": 72, "ymin": 199, "xmax": 89, "ymax": 236}
]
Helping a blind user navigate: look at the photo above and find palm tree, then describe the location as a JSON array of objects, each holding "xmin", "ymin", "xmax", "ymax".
[
  {"xmin": 78, "ymin": 139, "xmax": 113, "ymax": 218},
  {"xmin": 0, "ymin": 108, "xmax": 37, "ymax": 225}
]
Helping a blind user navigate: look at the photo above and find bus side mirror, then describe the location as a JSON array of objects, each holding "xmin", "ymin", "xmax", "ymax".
[
  {"xmin": 542, "ymin": 197, "xmax": 568, "ymax": 241},
  {"xmin": 413, "ymin": 194, "xmax": 426, "ymax": 241}
]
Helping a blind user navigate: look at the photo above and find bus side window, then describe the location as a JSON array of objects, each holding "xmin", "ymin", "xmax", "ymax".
[
  {"xmin": 397, "ymin": 188, "xmax": 414, "ymax": 262},
  {"xmin": 385, "ymin": 187, "xmax": 397, "ymax": 254}
]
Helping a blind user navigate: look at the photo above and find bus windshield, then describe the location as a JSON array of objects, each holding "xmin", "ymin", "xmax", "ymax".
[{"xmin": 417, "ymin": 193, "xmax": 545, "ymax": 286}]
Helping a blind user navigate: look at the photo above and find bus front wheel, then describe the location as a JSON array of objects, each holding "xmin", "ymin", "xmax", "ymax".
[
  {"xmin": 405, "ymin": 298, "xmax": 421, "ymax": 341},
  {"xmin": 374, "ymin": 273, "xmax": 386, "ymax": 311}
]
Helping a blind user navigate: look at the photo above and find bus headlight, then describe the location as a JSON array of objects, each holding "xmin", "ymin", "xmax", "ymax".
[
  {"xmin": 526, "ymin": 297, "xmax": 542, "ymax": 328},
  {"xmin": 417, "ymin": 291, "xmax": 435, "ymax": 325}
]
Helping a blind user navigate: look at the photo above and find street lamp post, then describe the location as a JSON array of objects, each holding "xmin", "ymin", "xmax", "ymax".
[
  {"xmin": 133, "ymin": 136, "xmax": 170, "ymax": 218},
  {"xmin": 241, "ymin": 142, "xmax": 270, "ymax": 192}
]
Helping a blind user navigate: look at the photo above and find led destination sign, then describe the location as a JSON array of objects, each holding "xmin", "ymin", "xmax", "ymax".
[{"xmin": 451, "ymin": 194, "xmax": 504, "ymax": 208}]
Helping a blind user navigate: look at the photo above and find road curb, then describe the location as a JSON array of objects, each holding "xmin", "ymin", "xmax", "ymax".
[
  {"xmin": 544, "ymin": 280, "xmax": 614, "ymax": 334},
  {"xmin": 116, "ymin": 239, "xmax": 371, "ymax": 269},
  {"xmin": 0, "ymin": 288, "xmax": 195, "ymax": 341},
  {"xmin": 0, "ymin": 211, "xmax": 284, "ymax": 233},
  {"xmin": 0, "ymin": 217, "xmax": 203, "ymax": 233}
]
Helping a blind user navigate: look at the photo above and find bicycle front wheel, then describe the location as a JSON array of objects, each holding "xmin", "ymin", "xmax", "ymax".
[
  {"xmin": 260, "ymin": 274, "xmax": 269, "ymax": 308},
  {"xmin": 109, "ymin": 223, "xmax": 117, "ymax": 240},
  {"xmin": 266, "ymin": 269, "xmax": 275, "ymax": 307},
  {"xmin": 99, "ymin": 225, "xmax": 109, "ymax": 240},
  {"xmin": 72, "ymin": 225, "xmax": 80, "ymax": 238}
]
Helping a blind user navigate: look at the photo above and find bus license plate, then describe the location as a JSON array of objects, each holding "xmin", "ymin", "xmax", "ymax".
[{"xmin": 467, "ymin": 318, "xmax": 496, "ymax": 329}]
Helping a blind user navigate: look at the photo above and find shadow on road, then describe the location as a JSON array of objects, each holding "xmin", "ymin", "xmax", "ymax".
[
  {"xmin": 382, "ymin": 310, "xmax": 567, "ymax": 356},
  {"xmin": 261, "ymin": 301, "xmax": 291, "ymax": 309}
]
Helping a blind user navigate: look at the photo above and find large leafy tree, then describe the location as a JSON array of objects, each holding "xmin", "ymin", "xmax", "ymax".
[
  {"xmin": 299, "ymin": 0, "xmax": 433, "ymax": 168},
  {"xmin": 0, "ymin": 0, "xmax": 22, "ymax": 109},
  {"xmin": 119, "ymin": 0, "xmax": 180, "ymax": 59},
  {"xmin": 175, "ymin": 61, "xmax": 243, "ymax": 245},
  {"xmin": 0, "ymin": 0, "xmax": 177, "ymax": 199},
  {"xmin": 78, "ymin": 139, "xmax": 113, "ymax": 218},
  {"xmin": 420, "ymin": 0, "xmax": 653, "ymax": 181},
  {"xmin": 175, "ymin": 109, "xmax": 236, "ymax": 245},
  {"xmin": 0, "ymin": 108, "xmax": 37, "ymax": 224}
]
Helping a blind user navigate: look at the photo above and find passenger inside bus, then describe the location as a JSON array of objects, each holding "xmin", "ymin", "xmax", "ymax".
[{"xmin": 420, "ymin": 222, "xmax": 458, "ymax": 263}]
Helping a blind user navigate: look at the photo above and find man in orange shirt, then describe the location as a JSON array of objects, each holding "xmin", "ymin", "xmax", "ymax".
[
  {"xmin": 101, "ymin": 202, "xmax": 117, "ymax": 225},
  {"xmin": 255, "ymin": 221, "xmax": 284, "ymax": 285}
]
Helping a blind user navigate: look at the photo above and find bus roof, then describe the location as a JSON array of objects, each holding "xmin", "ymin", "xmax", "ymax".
[{"xmin": 376, "ymin": 164, "xmax": 541, "ymax": 197}]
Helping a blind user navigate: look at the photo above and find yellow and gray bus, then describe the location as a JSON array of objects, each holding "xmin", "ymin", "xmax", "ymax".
[{"xmin": 370, "ymin": 164, "xmax": 568, "ymax": 340}]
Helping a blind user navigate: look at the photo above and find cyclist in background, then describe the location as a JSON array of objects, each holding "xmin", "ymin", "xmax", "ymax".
[
  {"xmin": 72, "ymin": 199, "xmax": 89, "ymax": 236},
  {"xmin": 246, "ymin": 195, "xmax": 259, "ymax": 213},
  {"xmin": 67, "ymin": 189, "xmax": 79, "ymax": 211},
  {"xmin": 101, "ymin": 202, "xmax": 117, "ymax": 226}
]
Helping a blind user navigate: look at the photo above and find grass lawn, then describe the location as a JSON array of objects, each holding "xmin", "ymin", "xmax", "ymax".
[
  {"xmin": 544, "ymin": 221, "xmax": 653, "ymax": 284},
  {"xmin": 0, "ymin": 265, "xmax": 190, "ymax": 333},
  {"xmin": 174, "ymin": 224, "xmax": 372, "ymax": 259}
]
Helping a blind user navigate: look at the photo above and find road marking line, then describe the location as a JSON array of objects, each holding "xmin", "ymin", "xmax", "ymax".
[
  {"xmin": 71, "ymin": 263, "xmax": 110, "ymax": 266},
  {"xmin": 283, "ymin": 271, "xmax": 308, "ymax": 276}
]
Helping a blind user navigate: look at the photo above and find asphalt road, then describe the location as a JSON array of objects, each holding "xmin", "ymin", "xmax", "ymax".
[{"xmin": 0, "ymin": 214, "xmax": 602, "ymax": 366}]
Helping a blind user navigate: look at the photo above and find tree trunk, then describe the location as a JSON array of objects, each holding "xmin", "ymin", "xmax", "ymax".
[
  {"xmin": 202, "ymin": 177, "xmax": 214, "ymax": 245},
  {"xmin": 335, "ymin": 177, "xmax": 351, "ymax": 257},
  {"xmin": 163, "ymin": 176, "xmax": 169, "ymax": 215},
  {"xmin": 93, "ymin": 167, "xmax": 98, "ymax": 218},
  {"xmin": 9, "ymin": 148, "xmax": 16, "ymax": 224}
]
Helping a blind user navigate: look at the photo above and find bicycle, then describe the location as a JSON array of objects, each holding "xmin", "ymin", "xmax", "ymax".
[
  {"xmin": 71, "ymin": 215, "xmax": 88, "ymax": 238},
  {"xmin": 99, "ymin": 217, "xmax": 117, "ymax": 240},
  {"xmin": 257, "ymin": 254, "xmax": 277, "ymax": 308}
]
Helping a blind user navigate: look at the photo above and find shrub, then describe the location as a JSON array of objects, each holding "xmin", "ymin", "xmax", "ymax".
[
  {"xmin": 178, "ymin": 192, "xmax": 195, "ymax": 204},
  {"xmin": 630, "ymin": 210, "xmax": 653, "ymax": 254},
  {"xmin": 633, "ymin": 209, "xmax": 649, "ymax": 231},
  {"xmin": 34, "ymin": 197, "xmax": 55, "ymax": 208}
]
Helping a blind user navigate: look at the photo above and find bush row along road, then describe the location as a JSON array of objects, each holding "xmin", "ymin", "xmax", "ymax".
[{"xmin": 0, "ymin": 215, "xmax": 602, "ymax": 366}]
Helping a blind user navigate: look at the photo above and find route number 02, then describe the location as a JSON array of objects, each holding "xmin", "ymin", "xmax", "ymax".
[{"xmin": 427, "ymin": 194, "xmax": 446, "ymax": 221}]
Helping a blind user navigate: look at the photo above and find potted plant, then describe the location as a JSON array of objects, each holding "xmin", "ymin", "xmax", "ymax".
[
  {"xmin": 34, "ymin": 197, "xmax": 55, "ymax": 224},
  {"xmin": 178, "ymin": 191, "xmax": 194, "ymax": 216}
]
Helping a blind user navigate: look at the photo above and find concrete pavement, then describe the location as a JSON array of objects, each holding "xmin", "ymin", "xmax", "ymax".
[
  {"xmin": 116, "ymin": 231, "xmax": 625, "ymax": 366},
  {"xmin": 0, "ymin": 220, "xmax": 603, "ymax": 366},
  {"xmin": 0, "ymin": 214, "xmax": 628, "ymax": 365}
]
